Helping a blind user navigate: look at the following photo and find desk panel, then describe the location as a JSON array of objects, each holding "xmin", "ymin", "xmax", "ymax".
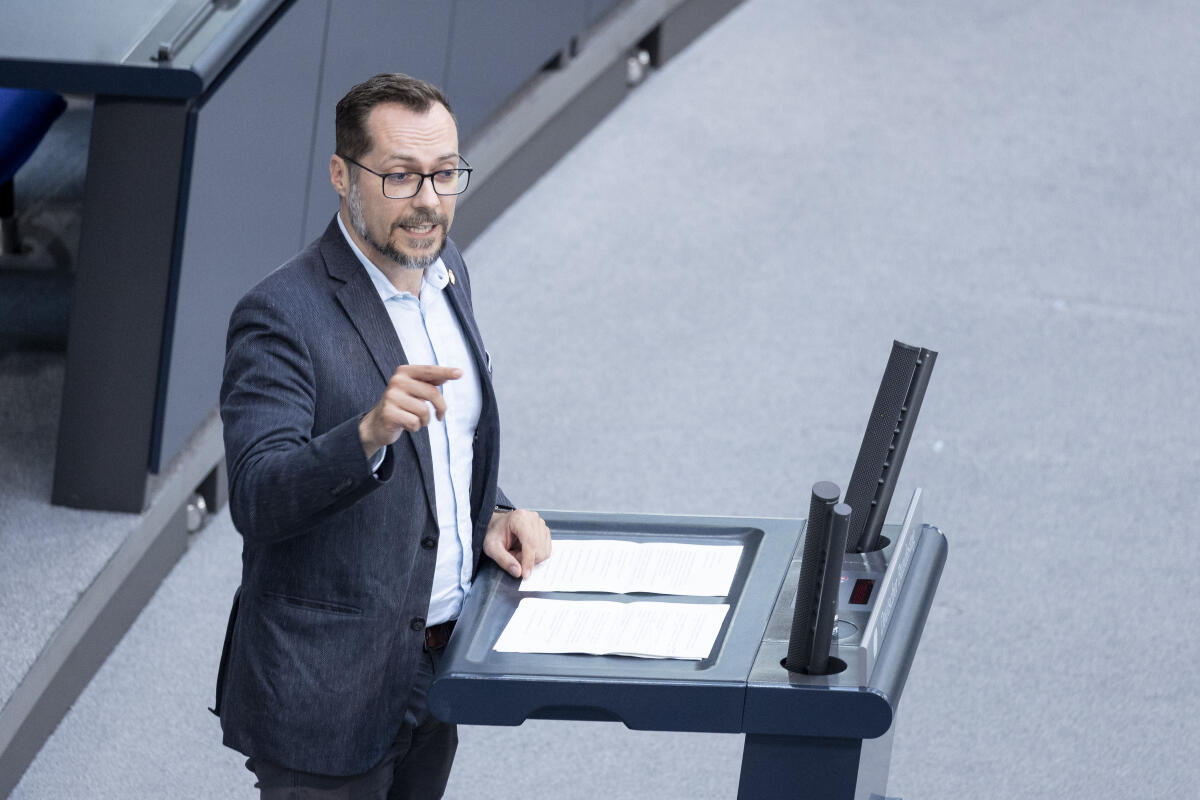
[
  {"xmin": 156, "ymin": 0, "xmax": 327, "ymax": 470},
  {"xmin": 0, "ymin": 0, "xmax": 288, "ymax": 98},
  {"xmin": 445, "ymin": 0, "xmax": 587, "ymax": 142},
  {"xmin": 0, "ymin": 0, "xmax": 171, "ymax": 65}
]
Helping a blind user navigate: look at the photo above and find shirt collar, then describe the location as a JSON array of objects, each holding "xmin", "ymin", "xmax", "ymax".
[{"xmin": 336, "ymin": 212, "xmax": 449, "ymax": 302}]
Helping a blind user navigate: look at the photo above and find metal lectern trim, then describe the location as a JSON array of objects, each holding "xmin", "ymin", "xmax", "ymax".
[{"xmin": 741, "ymin": 521, "xmax": 947, "ymax": 739}]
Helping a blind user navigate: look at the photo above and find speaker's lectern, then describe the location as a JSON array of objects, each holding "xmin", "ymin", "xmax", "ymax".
[
  {"xmin": 429, "ymin": 491, "xmax": 945, "ymax": 799},
  {"xmin": 430, "ymin": 342, "xmax": 947, "ymax": 799}
]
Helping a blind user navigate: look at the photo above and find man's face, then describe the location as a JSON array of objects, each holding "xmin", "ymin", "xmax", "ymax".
[{"xmin": 336, "ymin": 102, "xmax": 460, "ymax": 271}]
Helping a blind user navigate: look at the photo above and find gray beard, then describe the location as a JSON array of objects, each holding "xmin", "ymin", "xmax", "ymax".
[{"xmin": 347, "ymin": 179, "xmax": 445, "ymax": 270}]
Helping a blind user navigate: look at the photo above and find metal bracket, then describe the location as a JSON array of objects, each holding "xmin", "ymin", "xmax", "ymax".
[{"xmin": 125, "ymin": 0, "xmax": 242, "ymax": 65}]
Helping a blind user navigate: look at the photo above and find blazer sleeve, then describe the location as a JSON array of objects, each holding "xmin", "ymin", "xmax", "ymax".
[{"xmin": 220, "ymin": 289, "xmax": 391, "ymax": 544}]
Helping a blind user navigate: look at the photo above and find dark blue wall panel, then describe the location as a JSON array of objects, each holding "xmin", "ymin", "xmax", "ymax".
[
  {"xmin": 157, "ymin": 0, "xmax": 327, "ymax": 470},
  {"xmin": 585, "ymin": 0, "xmax": 624, "ymax": 27},
  {"xmin": 445, "ymin": 0, "xmax": 587, "ymax": 142},
  {"xmin": 301, "ymin": 0, "xmax": 455, "ymax": 243}
]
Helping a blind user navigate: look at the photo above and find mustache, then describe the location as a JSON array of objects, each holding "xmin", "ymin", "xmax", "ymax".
[{"xmin": 394, "ymin": 211, "xmax": 449, "ymax": 230}]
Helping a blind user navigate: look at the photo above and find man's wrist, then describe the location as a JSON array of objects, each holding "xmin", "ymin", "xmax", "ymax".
[
  {"xmin": 359, "ymin": 411, "xmax": 385, "ymax": 459},
  {"xmin": 358, "ymin": 414, "xmax": 371, "ymax": 457}
]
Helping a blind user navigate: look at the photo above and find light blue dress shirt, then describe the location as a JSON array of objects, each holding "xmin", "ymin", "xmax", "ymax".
[{"xmin": 337, "ymin": 215, "xmax": 482, "ymax": 625}]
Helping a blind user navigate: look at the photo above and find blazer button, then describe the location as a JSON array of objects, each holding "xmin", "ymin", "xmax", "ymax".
[
  {"xmin": 410, "ymin": 617, "xmax": 426, "ymax": 631},
  {"xmin": 421, "ymin": 537, "xmax": 437, "ymax": 550}
]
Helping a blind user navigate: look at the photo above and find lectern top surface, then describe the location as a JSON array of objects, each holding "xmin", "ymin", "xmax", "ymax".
[
  {"xmin": 449, "ymin": 512, "xmax": 799, "ymax": 681},
  {"xmin": 430, "ymin": 510, "xmax": 802, "ymax": 732}
]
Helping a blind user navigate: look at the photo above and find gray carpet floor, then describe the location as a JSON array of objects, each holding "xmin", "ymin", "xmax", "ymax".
[
  {"xmin": 0, "ymin": 352, "xmax": 136, "ymax": 705},
  {"xmin": 10, "ymin": 0, "xmax": 1200, "ymax": 797}
]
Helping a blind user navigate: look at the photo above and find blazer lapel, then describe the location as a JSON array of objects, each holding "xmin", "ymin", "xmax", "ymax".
[
  {"xmin": 442, "ymin": 268, "xmax": 500, "ymax": 534},
  {"xmin": 320, "ymin": 220, "xmax": 438, "ymax": 516},
  {"xmin": 443, "ymin": 277, "xmax": 494, "ymax": 400}
]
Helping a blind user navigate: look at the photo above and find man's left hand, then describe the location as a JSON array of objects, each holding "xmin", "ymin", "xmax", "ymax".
[{"xmin": 483, "ymin": 508, "xmax": 552, "ymax": 579}]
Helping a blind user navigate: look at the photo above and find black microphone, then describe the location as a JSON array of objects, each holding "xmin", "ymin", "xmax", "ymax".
[
  {"xmin": 844, "ymin": 340, "xmax": 937, "ymax": 553},
  {"xmin": 784, "ymin": 482, "xmax": 845, "ymax": 674}
]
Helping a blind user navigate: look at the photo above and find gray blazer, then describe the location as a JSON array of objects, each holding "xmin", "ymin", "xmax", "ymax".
[{"xmin": 214, "ymin": 218, "xmax": 506, "ymax": 776}]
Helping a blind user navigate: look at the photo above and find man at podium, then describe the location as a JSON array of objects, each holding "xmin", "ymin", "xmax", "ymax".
[{"xmin": 214, "ymin": 73, "xmax": 551, "ymax": 798}]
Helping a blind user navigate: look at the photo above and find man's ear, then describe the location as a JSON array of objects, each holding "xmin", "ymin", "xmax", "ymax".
[{"xmin": 330, "ymin": 154, "xmax": 347, "ymax": 199}]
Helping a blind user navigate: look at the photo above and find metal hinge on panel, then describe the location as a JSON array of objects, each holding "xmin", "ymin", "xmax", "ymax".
[{"xmin": 125, "ymin": 0, "xmax": 242, "ymax": 65}]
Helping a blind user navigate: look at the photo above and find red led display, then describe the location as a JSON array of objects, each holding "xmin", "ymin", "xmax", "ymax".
[{"xmin": 849, "ymin": 578, "xmax": 875, "ymax": 605}]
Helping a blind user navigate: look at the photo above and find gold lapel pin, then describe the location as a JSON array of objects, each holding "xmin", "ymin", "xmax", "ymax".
[{"xmin": 447, "ymin": 267, "xmax": 456, "ymax": 286}]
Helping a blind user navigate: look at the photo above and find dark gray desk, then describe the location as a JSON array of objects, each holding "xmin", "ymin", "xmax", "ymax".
[
  {"xmin": 2, "ymin": 0, "xmax": 294, "ymax": 510},
  {"xmin": 1, "ymin": 0, "xmax": 618, "ymax": 511},
  {"xmin": 0, "ymin": 0, "xmax": 284, "ymax": 98}
]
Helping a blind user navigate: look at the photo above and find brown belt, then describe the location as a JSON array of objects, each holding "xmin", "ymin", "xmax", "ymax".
[{"xmin": 424, "ymin": 620, "xmax": 455, "ymax": 651}]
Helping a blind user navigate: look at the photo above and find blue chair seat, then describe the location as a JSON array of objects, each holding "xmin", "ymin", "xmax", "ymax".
[
  {"xmin": 1, "ymin": 88, "xmax": 71, "ymax": 346},
  {"xmin": 1, "ymin": 88, "xmax": 67, "ymax": 186}
]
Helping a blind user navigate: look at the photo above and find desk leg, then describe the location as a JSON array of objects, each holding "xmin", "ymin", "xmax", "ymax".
[
  {"xmin": 51, "ymin": 96, "xmax": 190, "ymax": 511},
  {"xmin": 738, "ymin": 726, "xmax": 894, "ymax": 800}
]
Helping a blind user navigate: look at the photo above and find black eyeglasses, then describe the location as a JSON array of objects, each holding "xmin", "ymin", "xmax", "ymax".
[{"xmin": 339, "ymin": 154, "xmax": 472, "ymax": 199}]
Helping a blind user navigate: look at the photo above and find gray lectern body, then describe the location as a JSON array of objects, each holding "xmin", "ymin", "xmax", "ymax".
[{"xmin": 429, "ymin": 491, "xmax": 946, "ymax": 800}]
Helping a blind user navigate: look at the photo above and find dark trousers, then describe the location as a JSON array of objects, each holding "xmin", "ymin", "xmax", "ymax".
[{"xmin": 248, "ymin": 648, "xmax": 456, "ymax": 799}]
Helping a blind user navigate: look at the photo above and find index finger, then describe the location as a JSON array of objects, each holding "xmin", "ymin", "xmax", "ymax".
[
  {"xmin": 396, "ymin": 364, "xmax": 462, "ymax": 385},
  {"xmin": 519, "ymin": 540, "xmax": 537, "ymax": 579},
  {"xmin": 518, "ymin": 521, "xmax": 550, "ymax": 576}
]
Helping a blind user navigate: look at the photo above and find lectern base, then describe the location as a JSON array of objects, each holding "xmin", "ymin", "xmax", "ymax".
[{"xmin": 738, "ymin": 723, "xmax": 895, "ymax": 800}]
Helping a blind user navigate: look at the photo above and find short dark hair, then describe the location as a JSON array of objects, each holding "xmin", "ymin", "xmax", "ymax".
[{"xmin": 335, "ymin": 73, "xmax": 453, "ymax": 161}]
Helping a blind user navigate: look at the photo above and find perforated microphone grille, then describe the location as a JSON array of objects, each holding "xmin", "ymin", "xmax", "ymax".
[
  {"xmin": 785, "ymin": 481, "xmax": 839, "ymax": 672},
  {"xmin": 844, "ymin": 342, "xmax": 925, "ymax": 552}
]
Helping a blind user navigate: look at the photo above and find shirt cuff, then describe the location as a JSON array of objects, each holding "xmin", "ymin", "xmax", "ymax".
[{"xmin": 368, "ymin": 447, "xmax": 386, "ymax": 476}]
